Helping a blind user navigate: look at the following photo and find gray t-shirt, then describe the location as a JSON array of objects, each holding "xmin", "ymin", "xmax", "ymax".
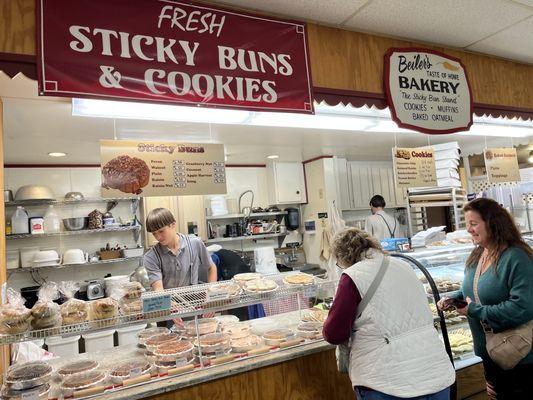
[{"xmin": 143, "ymin": 233, "xmax": 212, "ymax": 289}]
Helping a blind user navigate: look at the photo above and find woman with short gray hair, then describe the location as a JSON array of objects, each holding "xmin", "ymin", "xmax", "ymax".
[{"xmin": 323, "ymin": 228, "xmax": 454, "ymax": 399}]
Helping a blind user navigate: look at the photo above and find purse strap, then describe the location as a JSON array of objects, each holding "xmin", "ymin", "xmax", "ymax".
[
  {"xmin": 473, "ymin": 256, "xmax": 483, "ymax": 305},
  {"xmin": 357, "ymin": 255, "xmax": 390, "ymax": 318}
]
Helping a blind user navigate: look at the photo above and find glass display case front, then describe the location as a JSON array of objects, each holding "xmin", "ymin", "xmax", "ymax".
[{"xmin": 396, "ymin": 244, "xmax": 482, "ymax": 370}]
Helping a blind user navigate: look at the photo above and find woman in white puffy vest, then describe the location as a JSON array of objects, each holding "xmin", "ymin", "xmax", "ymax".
[{"xmin": 323, "ymin": 228, "xmax": 455, "ymax": 400}]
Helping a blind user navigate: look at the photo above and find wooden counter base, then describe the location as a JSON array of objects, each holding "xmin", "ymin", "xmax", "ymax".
[{"xmin": 147, "ymin": 350, "xmax": 485, "ymax": 400}]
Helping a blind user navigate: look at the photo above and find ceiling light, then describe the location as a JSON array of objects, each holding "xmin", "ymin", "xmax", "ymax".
[
  {"xmin": 48, "ymin": 152, "xmax": 66, "ymax": 157},
  {"xmin": 267, "ymin": 155, "xmax": 279, "ymax": 159},
  {"xmin": 72, "ymin": 98, "xmax": 250, "ymax": 124}
]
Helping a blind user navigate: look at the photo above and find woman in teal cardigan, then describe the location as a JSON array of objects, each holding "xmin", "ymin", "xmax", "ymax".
[{"xmin": 438, "ymin": 198, "xmax": 533, "ymax": 399}]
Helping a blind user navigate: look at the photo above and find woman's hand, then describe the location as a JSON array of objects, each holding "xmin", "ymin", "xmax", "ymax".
[
  {"xmin": 456, "ymin": 297, "xmax": 472, "ymax": 316},
  {"xmin": 436, "ymin": 298, "xmax": 447, "ymax": 311}
]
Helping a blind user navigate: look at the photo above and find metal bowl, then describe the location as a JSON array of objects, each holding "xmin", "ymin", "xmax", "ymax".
[
  {"xmin": 62, "ymin": 217, "xmax": 88, "ymax": 231},
  {"xmin": 64, "ymin": 191, "xmax": 84, "ymax": 201},
  {"xmin": 14, "ymin": 185, "xmax": 55, "ymax": 201}
]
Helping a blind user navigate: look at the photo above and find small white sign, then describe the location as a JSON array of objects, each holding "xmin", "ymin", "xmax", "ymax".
[{"xmin": 385, "ymin": 48, "xmax": 473, "ymax": 134}]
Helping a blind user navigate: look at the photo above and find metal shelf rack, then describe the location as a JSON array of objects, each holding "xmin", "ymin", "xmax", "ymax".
[
  {"xmin": 0, "ymin": 273, "xmax": 336, "ymax": 345},
  {"xmin": 5, "ymin": 197, "xmax": 140, "ymax": 207},
  {"xmin": 7, "ymin": 255, "xmax": 143, "ymax": 274},
  {"xmin": 6, "ymin": 225, "xmax": 141, "ymax": 240}
]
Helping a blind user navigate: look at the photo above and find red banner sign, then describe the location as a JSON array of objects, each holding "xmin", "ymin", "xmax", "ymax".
[{"xmin": 37, "ymin": 0, "xmax": 314, "ymax": 113}]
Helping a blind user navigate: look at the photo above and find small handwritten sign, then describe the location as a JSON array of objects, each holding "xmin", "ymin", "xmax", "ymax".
[{"xmin": 143, "ymin": 294, "xmax": 171, "ymax": 313}]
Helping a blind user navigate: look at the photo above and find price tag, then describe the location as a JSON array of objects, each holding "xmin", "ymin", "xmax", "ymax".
[
  {"xmin": 21, "ymin": 390, "xmax": 39, "ymax": 400},
  {"xmin": 143, "ymin": 294, "xmax": 171, "ymax": 313},
  {"xmin": 303, "ymin": 286, "xmax": 317, "ymax": 298},
  {"xmin": 206, "ymin": 290, "xmax": 230, "ymax": 302},
  {"xmin": 175, "ymin": 357, "xmax": 188, "ymax": 367},
  {"xmin": 129, "ymin": 367, "xmax": 142, "ymax": 378}
]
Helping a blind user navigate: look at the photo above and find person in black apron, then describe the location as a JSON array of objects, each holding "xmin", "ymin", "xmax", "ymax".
[{"xmin": 364, "ymin": 195, "xmax": 398, "ymax": 240}]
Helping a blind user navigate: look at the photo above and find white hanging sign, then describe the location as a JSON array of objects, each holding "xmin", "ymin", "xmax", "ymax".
[{"xmin": 384, "ymin": 48, "xmax": 473, "ymax": 135}]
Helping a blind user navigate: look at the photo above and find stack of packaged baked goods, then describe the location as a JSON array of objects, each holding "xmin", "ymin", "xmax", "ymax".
[
  {"xmin": 0, "ymin": 288, "xmax": 32, "ymax": 335},
  {"xmin": 30, "ymin": 282, "xmax": 62, "ymax": 333},
  {"xmin": 59, "ymin": 281, "xmax": 88, "ymax": 326}
]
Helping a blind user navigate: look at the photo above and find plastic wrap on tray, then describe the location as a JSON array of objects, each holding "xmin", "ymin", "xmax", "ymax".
[
  {"xmin": 60, "ymin": 369, "xmax": 107, "ymax": 392},
  {"xmin": 59, "ymin": 281, "xmax": 88, "ymax": 325},
  {"xmin": 184, "ymin": 318, "xmax": 218, "ymax": 336},
  {"xmin": 230, "ymin": 334, "xmax": 261, "ymax": 353},
  {"xmin": 30, "ymin": 282, "xmax": 62, "ymax": 330},
  {"xmin": 0, "ymin": 288, "xmax": 32, "ymax": 334},
  {"xmin": 221, "ymin": 322, "xmax": 251, "ymax": 339},
  {"xmin": 262, "ymin": 328, "xmax": 295, "ymax": 346},
  {"xmin": 57, "ymin": 360, "xmax": 99, "ymax": 377},
  {"xmin": 109, "ymin": 359, "xmax": 152, "ymax": 384},
  {"xmin": 89, "ymin": 298, "xmax": 118, "ymax": 322},
  {"xmin": 4, "ymin": 361, "xmax": 53, "ymax": 390},
  {"xmin": 194, "ymin": 332, "xmax": 231, "ymax": 353},
  {"xmin": 138, "ymin": 327, "xmax": 170, "ymax": 347},
  {"xmin": 1, "ymin": 383, "xmax": 50, "ymax": 399},
  {"xmin": 296, "ymin": 322, "xmax": 323, "ymax": 339}
]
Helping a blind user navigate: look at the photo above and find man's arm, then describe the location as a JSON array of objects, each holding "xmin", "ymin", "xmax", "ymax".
[{"xmin": 151, "ymin": 280, "xmax": 164, "ymax": 291}]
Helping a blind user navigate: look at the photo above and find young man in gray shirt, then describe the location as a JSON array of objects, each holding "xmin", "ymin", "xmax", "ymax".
[{"xmin": 143, "ymin": 208, "xmax": 217, "ymax": 291}]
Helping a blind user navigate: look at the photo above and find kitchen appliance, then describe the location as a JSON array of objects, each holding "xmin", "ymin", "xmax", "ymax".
[
  {"xmin": 64, "ymin": 192, "xmax": 84, "ymax": 201},
  {"xmin": 14, "ymin": 185, "xmax": 55, "ymax": 201},
  {"xmin": 86, "ymin": 280, "xmax": 105, "ymax": 300},
  {"xmin": 4, "ymin": 190, "xmax": 13, "ymax": 202},
  {"xmin": 284, "ymin": 208, "xmax": 300, "ymax": 231},
  {"xmin": 63, "ymin": 217, "xmax": 88, "ymax": 231},
  {"xmin": 129, "ymin": 266, "xmax": 150, "ymax": 290},
  {"xmin": 62, "ymin": 249, "xmax": 88, "ymax": 265}
]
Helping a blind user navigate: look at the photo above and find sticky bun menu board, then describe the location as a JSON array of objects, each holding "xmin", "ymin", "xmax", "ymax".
[{"xmin": 101, "ymin": 140, "xmax": 227, "ymax": 197}]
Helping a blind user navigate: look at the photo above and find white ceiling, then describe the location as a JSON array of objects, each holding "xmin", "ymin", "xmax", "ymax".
[
  {"xmin": 1, "ymin": 73, "xmax": 530, "ymax": 165},
  {"xmin": 213, "ymin": 0, "xmax": 533, "ymax": 64}
]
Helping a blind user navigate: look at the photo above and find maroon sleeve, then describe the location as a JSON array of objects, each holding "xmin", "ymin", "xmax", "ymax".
[{"xmin": 322, "ymin": 274, "xmax": 362, "ymax": 345}]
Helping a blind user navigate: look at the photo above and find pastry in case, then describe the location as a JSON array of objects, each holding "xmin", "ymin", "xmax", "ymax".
[
  {"xmin": 262, "ymin": 328, "xmax": 295, "ymax": 346},
  {"xmin": 60, "ymin": 370, "xmax": 106, "ymax": 391},
  {"xmin": 30, "ymin": 301, "xmax": 62, "ymax": 330},
  {"xmin": 282, "ymin": 273, "xmax": 314, "ymax": 286},
  {"xmin": 122, "ymin": 281, "xmax": 144, "ymax": 300},
  {"xmin": 120, "ymin": 299, "xmax": 142, "ymax": 316},
  {"xmin": 194, "ymin": 332, "xmax": 231, "ymax": 353},
  {"xmin": 1, "ymin": 383, "xmax": 50, "ymax": 400},
  {"xmin": 154, "ymin": 340, "xmax": 194, "ymax": 362},
  {"xmin": 296, "ymin": 322, "xmax": 323, "ymax": 339},
  {"xmin": 109, "ymin": 359, "xmax": 152, "ymax": 384},
  {"xmin": 301, "ymin": 309, "xmax": 328, "ymax": 324},
  {"xmin": 230, "ymin": 334, "xmax": 261, "ymax": 353},
  {"xmin": 184, "ymin": 318, "xmax": 218, "ymax": 336},
  {"xmin": 5, "ymin": 361, "xmax": 53, "ymax": 390},
  {"xmin": 243, "ymin": 279, "xmax": 278, "ymax": 293},
  {"xmin": 222, "ymin": 322, "xmax": 251, "ymax": 339},
  {"xmin": 145, "ymin": 333, "xmax": 179, "ymax": 353},
  {"xmin": 60, "ymin": 298, "xmax": 88, "ymax": 325},
  {"xmin": 138, "ymin": 327, "xmax": 170, "ymax": 347},
  {"xmin": 208, "ymin": 282, "xmax": 241, "ymax": 296},
  {"xmin": 0, "ymin": 306, "xmax": 32, "ymax": 334},
  {"xmin": 57, "ymin": 360, "xmax": 99, "ymax": 377},
  {"xmin": 232, "ymin": 272, "xmax": 261, "ymax": 285},
  {"xmin": 89, "ymin": 297, "xmax": 118, "ymax": 324}
]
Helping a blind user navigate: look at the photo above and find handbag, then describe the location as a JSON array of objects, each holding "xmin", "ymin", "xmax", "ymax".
[
  {"xmin": 473, "ymin": 258, "xmax": 533, "ymax": 370},
  {"xmin": 336, "ymin": 255, "xmax": 390, "ymax": 373}
]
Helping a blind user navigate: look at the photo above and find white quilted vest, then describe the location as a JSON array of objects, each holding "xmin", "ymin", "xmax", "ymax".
[{"xmin": 343, "ymin": 250, "xmax": 455, "ymax": 397}]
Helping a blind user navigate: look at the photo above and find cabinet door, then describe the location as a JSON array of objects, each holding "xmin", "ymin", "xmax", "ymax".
[
  {"xmin": 275, "ymin": 162, "xmax": 305, "ymax": 203},
  {"xmin": 386, "ymin": 167, "xmax": 397, "ymax": 207},
  {"xmin": 333, "ymin": 158, "xmax": 352, "ymax": 210},
  {"xmin": 350, "ymin": 163, "xmax": 373, "ymax": 209}
]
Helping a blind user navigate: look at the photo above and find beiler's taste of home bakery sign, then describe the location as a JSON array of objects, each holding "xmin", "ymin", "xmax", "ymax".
[{"xmin": 384, "ymin": 48, "xmax": 473, "ymax": 135}]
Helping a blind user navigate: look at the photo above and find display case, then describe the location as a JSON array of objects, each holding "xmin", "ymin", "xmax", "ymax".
[
  {"xmin": 394, "ymin": 244, "xmax": 482, "ymax": 370},
  {"xmin": 0, "ymin": 272, "xmax": 335, "ymax": 399}
]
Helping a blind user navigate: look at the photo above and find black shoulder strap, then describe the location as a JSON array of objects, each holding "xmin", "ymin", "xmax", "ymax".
[{"xmin": 377, "ymin": 213, "xmax": 396, "ymax": 238}]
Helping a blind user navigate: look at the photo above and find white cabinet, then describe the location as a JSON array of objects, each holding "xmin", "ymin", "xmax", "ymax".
[
  {"xmin": 344, "ymin": 161, "xmax": 406, "ymax": 209},
  {"xmin": 267, "ymin": 162, "xmax": 307, "ymax": 204}
]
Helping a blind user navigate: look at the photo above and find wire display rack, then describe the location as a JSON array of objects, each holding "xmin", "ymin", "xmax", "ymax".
[{"xmin": 0, "ymin": 273, "xmax": 336, "ymax": 346}]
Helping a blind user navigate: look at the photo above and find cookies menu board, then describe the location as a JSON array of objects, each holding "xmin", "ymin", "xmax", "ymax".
[
  {"xmin": 484, "ymin": 148, "xmax": 520, "ymax": 183},
  {"xmin": 100, "ymin": 140, "xmax": 227, "ymax": 197},
  {"xmin": 393, "ymin": 147, "xmax": 437, "ymax": 188},
  {"xmin": 384, "ymin": 48, "xmax": 473, "ymax": 134}
]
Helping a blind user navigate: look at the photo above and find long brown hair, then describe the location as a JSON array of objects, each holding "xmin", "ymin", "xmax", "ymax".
[
  {"xmin": 464, "ymin": 198, "xmax": 533, "ymax": 268},
  {"xmin": 331, "ymin": 228, "xmax": 383, "ymax": 267}
]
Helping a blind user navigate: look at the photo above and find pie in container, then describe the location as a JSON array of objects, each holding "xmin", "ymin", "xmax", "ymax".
[
  {"xmin": 194, "ymin": 332, "xmax": 231, "ymax": 352},
  {"xmin": 207, "ymin": 282, "xmax": 242, "ymax": 297},
  {"xmin": 61, "ymin": 370, "xmax": 106, "ymax": 391},
  {"xmin": 262, "ymin": 328, "xmax": 294, "ymax": 346},
  {"xmin": 282, "ymin": 273, "xmax": 314, "ymax": 286},
  {"xmin": 230, "ymin": 334, "xmax": 261, "ymax": 353},
  {"xmin": 58, "ymin": 360, "xmax": 99, "ymax": 377},
  {"xmin": 243, "ymin": 279, "xmax": 278, "ymax": 293},
  {"xmin": 222, "ymin": 322, "xmax": 252, "ymax": 339},
  {"xmin": 109, "ymin": 359, "xmax": 151, "ymax": 383},
  {"xmin": 233, "ymin": 272, "xmax": 261, "ymax": 284},
  {"xmin": 301, "ymin": 309, "xmax": 328, "ymax": 324},
  {"xmin": 296, "ymin": 322, "xmax": 323, "ymax": 338}
]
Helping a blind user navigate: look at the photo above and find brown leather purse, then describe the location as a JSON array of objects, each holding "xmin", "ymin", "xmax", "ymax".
[{"xmin": 473, "ymin": 259, "xmax": 533, "ymax": 370}]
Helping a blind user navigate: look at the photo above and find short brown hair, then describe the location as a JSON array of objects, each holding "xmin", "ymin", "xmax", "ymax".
[
  {"xmin": 331, "ymin": 228, "xmax": 383, "ymax": 267},
  {"xmin": 464, "ymin": 198, "xmax": 533, "ymax": 268},
  {"xmin": 146, "ymin": 208, "xmax": 176, "ymax": 233}
]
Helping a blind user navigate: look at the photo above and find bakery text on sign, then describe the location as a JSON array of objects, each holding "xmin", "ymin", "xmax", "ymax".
[
  {"xmin": 68, "ymin": 5, "xmax": 292, "ymax": 104},
  {"xmin": 384, "ymin": 48, "xmax": 473, "ymax": 135}
]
